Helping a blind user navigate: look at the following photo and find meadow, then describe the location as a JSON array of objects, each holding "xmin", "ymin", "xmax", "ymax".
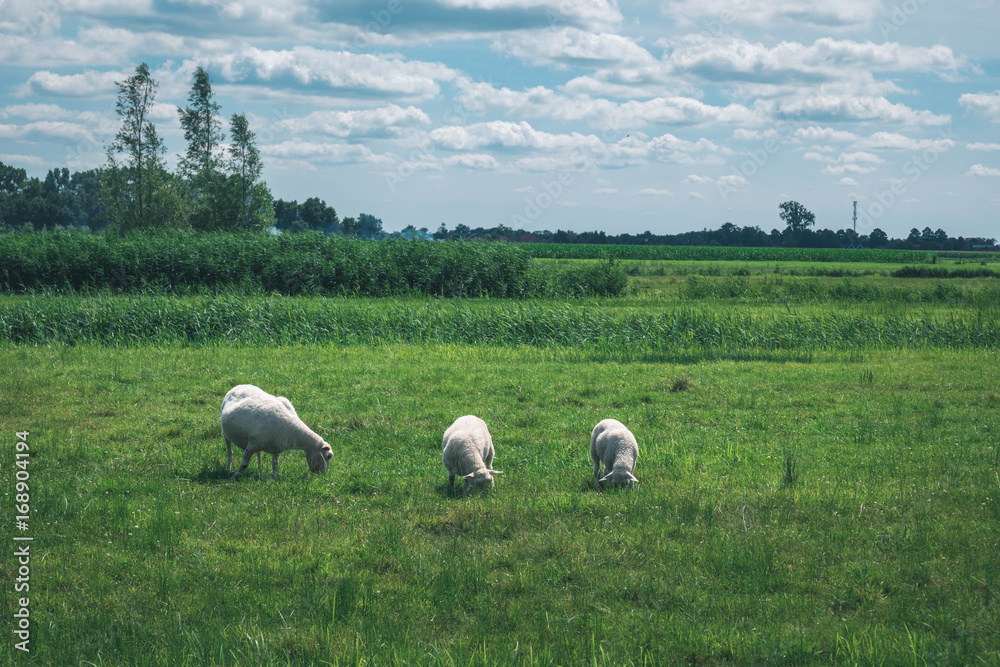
[{"xmin": 0, "ymin": 235, "xmax": 998, "ymax": 665}]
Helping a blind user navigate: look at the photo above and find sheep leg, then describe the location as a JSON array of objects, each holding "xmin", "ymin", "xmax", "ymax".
[
  {"xmin": 226, "ymin": 439, "xmax": 233, "ymax": 471},
  {"xmin": 271, "ymin": 453, "xmax": 280, "ymax": 479},
  {"xmin": 448, "ymin": 472, "xmax": 456, "ymax": 492},
  {"xmin": 593, "ymin": 457, "xmax": 602, "ymax": 480},
  {"xmin": 256, "ymin": 451, "xmax": 263, "ymax": 481},
  {"xmin": 231, "ymin": 449, "xmax": 256, "ymax": 481}
]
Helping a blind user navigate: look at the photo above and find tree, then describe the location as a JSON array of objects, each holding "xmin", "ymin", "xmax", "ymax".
[
  {"xmin": 869, "ymin": 228, "xmax": 888, "ymax": 247},
  {"xmin": 273, "ymin": 199, "xmax": 300, "ymax": 230},
  {"xmin": 178, "ymin": 66, "xmax": 226, "ymax": 230},
  {"xmin": 357, "ymin": 213, "xmax": 383, "ymax": 238},
  {"xmin": 778, "ymin": 201, "xmax": 816, "ymax": 232},
  {"xmin": 300, "ymin": 197, "xmax": 338, "ymax": 232},
  {"xmin": 225, "ymin": 113, "xmax": 273, "ymax": 232},
  {"xmin": 341, "ymin": 216, "xmax": 358, "ymax": 236},
  {"xmin": 0, "ymin": 162, "xmax": 27, "ymax": 195},
  {"xmin": 102, "ymin": 63, "xmax": 187, "ymax": 232}
]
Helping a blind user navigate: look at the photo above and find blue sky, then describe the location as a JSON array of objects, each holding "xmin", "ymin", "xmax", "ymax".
[{"xmin": 1, "ymin": 0, "xmax": 998, "ymax": 238}]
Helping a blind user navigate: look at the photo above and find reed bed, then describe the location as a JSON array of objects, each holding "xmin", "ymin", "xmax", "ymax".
[
  {"xmin": 0, "ymin": 230, "xmax": 628, "ymax": 298},
  {"xmin": 2, "ymin": 294, "xmax": 997, "ymax": 350}
]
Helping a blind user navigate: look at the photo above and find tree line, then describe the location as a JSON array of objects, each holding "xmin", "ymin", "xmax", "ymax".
[
  {"xmin": 0, "ymin": 64, "xmax": 380, "ymax": 236},
  {"xmin": 429, "ymin": 200, "xmax": 996, "ymax": 252}
]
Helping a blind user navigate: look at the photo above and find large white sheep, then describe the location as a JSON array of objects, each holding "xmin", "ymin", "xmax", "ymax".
[
  {"xmin": 590, "ymin": 418, "xmax": 639, "ymax": 488},
  {"xmin": 442, "ymin": 415, "xmax": 502, "ymax": 496},
  {"xmin": 221, "ymin": 384, "xmax": 333, "ymax": 480}
]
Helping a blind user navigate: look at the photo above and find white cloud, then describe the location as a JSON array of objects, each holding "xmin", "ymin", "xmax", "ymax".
[
  {"xmin": 430, "ymin": 120, "xmax": 601, "ymax": 152},
  {"xmin": 967, "ymin": 143, "xmax": 1000, "ymax": 151},
  {"xmin": 273, "ymin": 105, "xmax": 430, "ymax": 138},
  {"xmin": 0, "ymin": 103, "xmax": 74, "ymax": 120},
  {"xmin": 684, "ymin": 173, "xmax": 748, "ymax": 188},
  {"xmin": 966, "ymin": 164, "xmax": 1000, "ymax": 177},
  {"xmin": 0, "ymin": 120, "xmax": 97, "ymax": 143},
  {"xmin": 637, "ymin": 188, "xmax": 673, "ymax": 196},
  {"xmin": 793, "ymin": 126, "xmax": 860, "ymax": 143},
  {"xmin": 960, "ymin": 91, "xmax": 1000, "ymax": 122},
  {"xmin": 261, "ymin": 139, "xmax": 395, "ymax": 164},
  {"xmin": 497, "ymin": 27, "xmax": 654, "ymax": 69},
  {"xmin": 18, "ymin": 69, "xmax": 125, "ymax": 97},
  {"xmin": 854, "ymin": 132, "xmax": 958, "ymax": 151},
  {"xmin": 804, "ymin": 149, "xmax": 883, "ymax": 176},
  {"xmin": 454, "ymin": 79, "xmax": 760, "ymax": 128},
  {"xmin": 443, "ymin": 153, "xmax": 501, "ymax": 169},
  {"xmin": 202, "ymin": 47, "xmax": 457, "ymax": 101},
  {"xmin": 0, "ymin": 153, "xmax": 49, "ymax": 167},
  {"xmin": 664, "ymin": 0, "xmax": 883, "ymax": 30},
  {"xmin": 779, "ymin": 96, "xmax": 951, "ymax": 126},
  {"xmin": 659, "ymin": 36, "xmax": 966, "ymax": 83}
]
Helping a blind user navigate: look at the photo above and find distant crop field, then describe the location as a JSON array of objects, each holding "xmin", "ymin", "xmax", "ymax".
[{"xmin": 1, "ymin": 233, "xmax": 998, "ymax": 665}]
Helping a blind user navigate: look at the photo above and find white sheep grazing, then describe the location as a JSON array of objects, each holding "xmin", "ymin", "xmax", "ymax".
[
  {"xmin": 442, "ymin": 415, "xmax": 502, "ymax": 496},
  {"xmin": 591, "ymin": 418, "xmax": 639, "ymax": 488},
  {"xmin": 221, "ymin": 384, "xmax": 333, "ymax": 481}
]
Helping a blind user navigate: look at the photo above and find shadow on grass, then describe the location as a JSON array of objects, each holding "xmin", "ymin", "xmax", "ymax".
[
  {"xmin": 434, "ymin": 481, "xmax": 501, "ymax": 499},
  {"xmin": 190, "ymin": 463, "xmax": 267, "ymax": 484},
  {"xmin": 582, "ymin": 477, "xmax": 639, "ymax": 494}
]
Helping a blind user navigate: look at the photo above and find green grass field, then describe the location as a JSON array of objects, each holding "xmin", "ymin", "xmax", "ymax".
[{"xmin": 1, "ymin": 244, "xmax": 999, "ymax": 665}]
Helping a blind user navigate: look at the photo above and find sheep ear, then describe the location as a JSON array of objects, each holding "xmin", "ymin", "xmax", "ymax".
[
  {"xmin": 488, "ymin": 469, "xmax": 503, "ymax": 475},
  {"xmin": 626, "ymin": 472, "xmax": 638, "ymax": 482},
  {"xmin": 463, "ymin": 472, "xmax": 476, "ymax": 479},
  {"xmin": 599, "ymin": 472, "xmax": 613, "ymax": 482}
]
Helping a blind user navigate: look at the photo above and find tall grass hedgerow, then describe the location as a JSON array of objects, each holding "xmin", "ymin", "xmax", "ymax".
[
  {"xmin": 680, "ymin": 274, "xmax": 1000, "ymax": 306},
  {"xmin": 2, "ymin": 295, "xmax": 999, "ymax": 350},
  {"xmin": 0, "ymin": 230, "xmax": 630, "ymax": 298},
  {"xmin": 522, "ymin": 243, "xmax": 928, "ymax": 264}
]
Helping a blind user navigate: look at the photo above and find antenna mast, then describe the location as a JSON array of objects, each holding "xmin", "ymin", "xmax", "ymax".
[{"xmin": 853, "ymin": 201, "xmax": 857, "ymax": 233}]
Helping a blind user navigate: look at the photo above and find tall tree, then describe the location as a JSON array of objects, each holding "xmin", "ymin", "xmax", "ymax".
[
  {"xmin": 102, "ymin": 63, "xmax": 187, "ymax": 232},
  {"xmin": 300, "ymin": 197, "xmax": 338, "ymax": 232},
  {"xmin": 357, "ymin": 213, "xmax": 384, "ymax": 238},
  {"xmin": 225, "ymin": 112, "xmax": 273, "ymax": 232},
  {"xmin": 778, "ymin": 200, "xmax": 816, "ymax": 232},
  {"xmin": 178, "ymin": 66, "xmax": 226, "ymax": 230},
  {"xmin": 869, "ymin": 228, "xmax": 889, "ymax": 247}
]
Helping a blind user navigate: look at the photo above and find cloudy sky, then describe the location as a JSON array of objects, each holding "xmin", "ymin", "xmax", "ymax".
[{"xmin": 1, "ymin": 0, "xmax": 998, "ymax": 238}]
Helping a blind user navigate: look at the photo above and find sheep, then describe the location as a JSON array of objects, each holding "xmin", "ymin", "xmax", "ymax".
[
  {"xmin": 590, "ymin": 418, "xmax": 639, "ymax": 488},
  {"xmin": 221, "ymin": 384, "xmax": 333, "ymax": 481},
  {"xmin": 442, "ymin": 415, "xmax": 502, "ymax": 496}
]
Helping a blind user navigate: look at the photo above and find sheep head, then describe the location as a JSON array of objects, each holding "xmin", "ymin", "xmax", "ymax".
[
  {"xmin": 599, "ymin": 470, "xmax": 638, "ymax": 488},
  {"xmin": 307, "ymin": 442, "xmax": 334, "ymax": 473},
  {"xmin": 462, "ymin": 468, "xmax": 502, "ymax": 495}
]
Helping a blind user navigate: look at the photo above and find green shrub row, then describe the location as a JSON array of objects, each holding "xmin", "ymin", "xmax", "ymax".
[
  {"xmin": 892, "ymin": 265, "xmax": 1000, "ymax": 279},
  {"xmin": 2, "ymin": 295, "xmax": 997, "ymax": 349},
  {"xmin": 0, "ymin": 231, "xmax": 628, "ymax": 298},
  {"xmin": 521, "ymin": 243, "xmax": 928, "ymax": 263},
  {"xmin": 681, "ymin": 275, "xmax": 1000, "ymax": 305}
]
